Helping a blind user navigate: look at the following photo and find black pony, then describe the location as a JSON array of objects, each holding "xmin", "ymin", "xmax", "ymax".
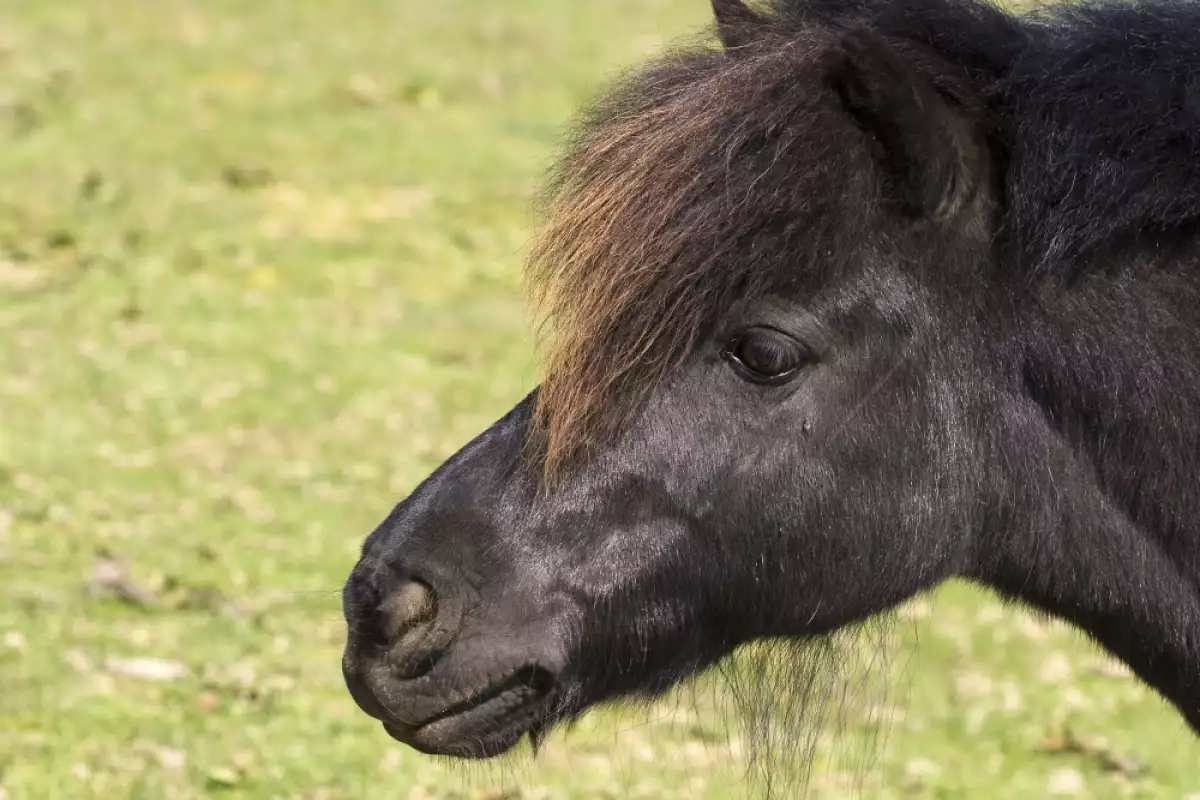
[{"xmin": 342, "ymin": 0, "xmax": 1200, "ymax": 777}]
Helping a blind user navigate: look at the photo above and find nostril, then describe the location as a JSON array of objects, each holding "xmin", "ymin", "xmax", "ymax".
[
  {"xmin": 345, "ymin": 564, "xmax": 462, "ymax": 686},
  {"xmin": 378, "ymin": 580, "xmax": 436, "ymax": 642},
  {"xmin": 376, "ymin": 579, "xmax": 443, "ymax": 679}
]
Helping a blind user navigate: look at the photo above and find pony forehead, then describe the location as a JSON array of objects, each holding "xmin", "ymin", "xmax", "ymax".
[{"xmin": 525, "ymin": 24, "xmax": 874, "ymax": 479}]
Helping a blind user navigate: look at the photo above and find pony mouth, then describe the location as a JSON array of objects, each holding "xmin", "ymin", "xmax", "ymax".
[{"xmin": 382, "ymin": 665, "xmax": 557, "ymax": 759}]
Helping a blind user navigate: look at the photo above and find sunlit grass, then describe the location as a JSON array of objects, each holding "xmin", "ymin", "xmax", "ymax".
[{"xmin": 0, "ymin": 1, "xmax": 1195, "ymax": 797}]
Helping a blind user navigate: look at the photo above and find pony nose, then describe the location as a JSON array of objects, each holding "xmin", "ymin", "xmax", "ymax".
[{"xmin": 344, "ymin": 570, "xmax": 449, "ymax": 722}]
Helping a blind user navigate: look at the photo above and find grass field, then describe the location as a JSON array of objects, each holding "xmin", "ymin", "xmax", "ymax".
[{"xmin": 0, "ymin": 1, "xmax": 1197, "ymax": 797}]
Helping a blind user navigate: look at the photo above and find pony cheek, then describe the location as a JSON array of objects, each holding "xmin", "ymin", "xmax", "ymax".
[{"xmin": 560, "ymin": 517, "xmax": 692, "ymax": 599}]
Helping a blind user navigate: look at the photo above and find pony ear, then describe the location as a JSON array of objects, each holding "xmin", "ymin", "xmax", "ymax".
[
  {"xmin": 827, "ymin": 26, "xmax": 979, "ymax": 221},
  {"xmin": 712, "ymin": 0, "xmax": 768, "ymax": 49}
]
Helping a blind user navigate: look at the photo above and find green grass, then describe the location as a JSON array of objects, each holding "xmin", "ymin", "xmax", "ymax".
[{"xmin": 0, "ymin": 1, "xmax": 1196, "ymax": 797}]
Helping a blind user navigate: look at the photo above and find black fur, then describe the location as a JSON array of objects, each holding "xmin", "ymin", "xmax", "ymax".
[{"xmin": 774, "ymin": 0, "xmax": 1200, "ymax": 273}]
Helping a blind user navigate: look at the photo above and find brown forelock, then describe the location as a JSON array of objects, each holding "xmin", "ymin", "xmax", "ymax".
[{"xmin": 526, "ymin": 27, "xmax": 872, "ymax": 482}]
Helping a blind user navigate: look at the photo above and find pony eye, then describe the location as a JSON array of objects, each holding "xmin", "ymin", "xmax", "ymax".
[{"xmin": 722, "ymin": 328, "xmax": 809, "ymax": 384}]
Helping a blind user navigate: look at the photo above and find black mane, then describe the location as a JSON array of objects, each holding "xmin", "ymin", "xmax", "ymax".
[{"xmin": 777, "ymin": 0, "xmax": 1200, "ymax": 274}]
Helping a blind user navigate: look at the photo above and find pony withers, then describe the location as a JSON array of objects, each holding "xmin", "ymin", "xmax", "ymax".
[{"xmin": 342, "ymin": 0, "xmax": 1200, "ymax": 774}]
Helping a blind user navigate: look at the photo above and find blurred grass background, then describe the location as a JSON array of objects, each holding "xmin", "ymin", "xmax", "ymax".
[{"xmin": 0, "ymin": 0, "xmax": 1196, "ymax": 797}]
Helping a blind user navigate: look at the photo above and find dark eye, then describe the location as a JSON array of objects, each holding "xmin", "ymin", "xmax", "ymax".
[{"xmin": 722, "ymin": 327, "xmax": 810, "ymax": 384}]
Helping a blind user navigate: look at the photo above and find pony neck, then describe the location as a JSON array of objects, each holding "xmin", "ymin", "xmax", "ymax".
[
  {"xmin": 975, "ymin": 411, "xmax": 1200, "ymax": 731},
  {"xmin": 973, "ymin": 276, "xmax": 1200, "ymax": 731}
]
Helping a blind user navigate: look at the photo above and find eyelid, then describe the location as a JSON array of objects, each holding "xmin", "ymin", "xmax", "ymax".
[
  {"xmin": 726, "ymin": 357, "xmax": 801, "ymax": 385},
  {"xmin": 720, "ymin": 328, "xmax": 809, "ymax": 385},
  {"xmin": 720, "ymin": 326, "xmax": 805, "ymax": 360}
]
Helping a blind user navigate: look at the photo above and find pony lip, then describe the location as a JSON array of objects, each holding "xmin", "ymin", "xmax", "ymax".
[{"xmin": 380, "ymin": 666, "xmax": 557, "ymax": 758}]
